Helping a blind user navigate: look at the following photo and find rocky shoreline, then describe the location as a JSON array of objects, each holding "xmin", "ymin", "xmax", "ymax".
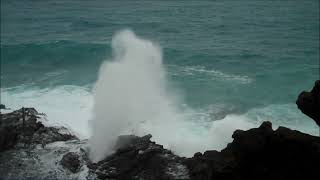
[
  {"xmin": 1, "ymin": 107, "xmax": 319, "ymax": 180},
  {"xmin": 0, "ymin": 81, "xmax": 319, "ymax": 180}
]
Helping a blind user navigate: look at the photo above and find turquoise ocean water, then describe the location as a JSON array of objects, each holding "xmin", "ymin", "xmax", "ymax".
[{"xmin": 1, "ymin": 0, "xmax": 319, "ymax": 139}]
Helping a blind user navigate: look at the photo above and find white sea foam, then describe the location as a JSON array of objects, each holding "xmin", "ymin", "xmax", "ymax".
[
  {"xmin": 1, "ymin": 30, "xmax": 317, "ymax": 163},
  {"xmin": 88, "ymin": 29, "xmax": 257, "ymax": 161},
  {"xmin": 169, "ymin": 65, "xmax": 253, "ymax": 84},
  {"xmin": 89, "ymin": 29, "xmax": 182, "ymax": 161},
  {"xmin": 1, "ymin": 84, "xmax": 317, "ymax": 161},
  {"xmin": 0, "ymin": 85, "xmax": 93, "ymax": 139},
  {"xmin": 87, "ymin": 30, "xmax": 318, "ymax": 161},
  {"xmin": 245, "ymin": 104, "xmax": 318, "ymax": 135}
]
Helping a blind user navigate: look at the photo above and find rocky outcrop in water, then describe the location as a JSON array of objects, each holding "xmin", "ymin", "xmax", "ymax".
[
  {"xmin": 0, "ymin": 107, "xmax": 85, "ymax": 180},
  {"xmin": 185, "ymin": 121, "xmax": 320, "ymax": 180},
  {"xmin": 0, "ymin": 107, "xmax": 77, "ymax": 152},
  {"xmin": 296, "ymin": 80, "xmax": 320, "ymax": 126},
  {"xmin": 83, "ymin": 122, "xmax": 320, "ymax": 180},
  {"xmin": 61, "ymin": 152, "xmax": 81, "ymax": 173},
  {"xmin": 87, "ymin": 134, "xmax": 189, "ymax": 180},
  {"xmin": 1, "ymin": 105, "xmax": 320, "ymax": 180},
  {"xmin": 0, "ymin": 104, "xmax": 6, "ymax": 109}
]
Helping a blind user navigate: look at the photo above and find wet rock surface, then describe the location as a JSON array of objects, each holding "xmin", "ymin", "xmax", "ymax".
[
  {"xmin": 61, "ymin": 152, "xmax": 81, "ymax": 173},
  {"xmin": 0, "ymin": 108, "xmax": 77, "ymax": 152},
  {"xmin": 296, "ymin": 80, "xmax": 320, "ymax": 126},
  {"xmin": 185, "ymin": 121, "xmax": 320, "ymax": 180},
  {"xmin": 88, "ymin": 134, "xmax": 189, "ymax": 180},
  {"xmin": 1, "ymin": 102, "xmax": 320, "ymax": 179}
]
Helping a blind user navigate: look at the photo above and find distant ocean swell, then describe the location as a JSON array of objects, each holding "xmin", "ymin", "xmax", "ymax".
[{"xmin": 1, "ymin": 41, "xmax": 255, "ymax": 88}]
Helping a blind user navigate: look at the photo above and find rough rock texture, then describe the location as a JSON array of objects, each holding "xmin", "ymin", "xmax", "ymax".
[
  {"xmin": 0, "ymin": 139, "xmax": 89, "ymax": 180},
  {"xmin": 1, "ymin": 106, "xmax": 320, "ymax": 179},
  {"xmin": 88, "ymin": 134, "xmax": 190, "ymax": 180},
  {"xmin": 61, "ymin": 152, "xmax": 81, "ymax": 173},
  {"xmin": 185, "ymin": 121, "xmax": 320, "ymax": 180},
  {"xmin": 296, "ymin": 80, "xmax": 320, "ymax": 126},
  {"xmin": 0, "ymin": 108, "xmax": 77, "ymax": 151}
]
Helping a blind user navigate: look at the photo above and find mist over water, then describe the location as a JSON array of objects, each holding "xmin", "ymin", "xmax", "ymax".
[
  {"xmin": 1, "ymin": 26, "xmax": 317, "ymax": 162},
  {"xmin": 89, "ymin": 29, "xmax": 179, "ymax": 161},
  {"xmin": 1, "ymin": 0, "xmax": 318, "ymax": 163},
  {"xmin": 89, "ymin": 30, "xmax": 255, "ymax": 161}
]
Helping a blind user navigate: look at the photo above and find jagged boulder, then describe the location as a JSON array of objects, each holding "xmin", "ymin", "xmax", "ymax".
[
  {"xmin": 89, "ymin": 134, "xmax": 189, "ymax": 180},
  {"xmin": 296, "ymin": 80, "xmax": 320, "ymax": 126},
  {"xmin": 61, "ymin": 152, "xmax": 81, "ymax": 173},
  {"xmin": 185, "ymin": 121, "xmax": 320, "ymax": 180},
  {"xmin": 2, "ymin": 106, "xmax": 320, "ymax": 180},
  {"xmin": 0, "ymin": 104, "xmax": 6, "ymax": 109},
  {"xmin": 0, "ymin": 108, "xmax": 76, "ymax": 151}
]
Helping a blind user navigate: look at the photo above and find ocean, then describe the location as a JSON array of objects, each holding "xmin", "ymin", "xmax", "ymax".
[{"xmin": 1, "ymin": 0, "xmax": 319, "ymax": 156}]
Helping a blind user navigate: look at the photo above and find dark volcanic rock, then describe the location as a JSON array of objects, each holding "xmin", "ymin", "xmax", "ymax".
[
  {"xmin": 296, "ymin": 80, "xmax": 320, "ymax": 126},
  {"xmin": 0, "ymin": 108, "xmax": 77, "ymax": 151},
  {"xmin": 89, "ymin": 134, "xmax": 189, "ymax": 180},
  {"xmin": 61, "ymin": 152, "xmax": 81, "ymax": 173},
  {"xmin": 185, "ymin": 121, "xmax": 320, "ymax": 180},
  {"xmin": 0, "ymin": 104, "xmax": 6, "ymax": 109},
  {"xmin": 2, "ymin": 106, "xmax": 320, "ymax": 180}
]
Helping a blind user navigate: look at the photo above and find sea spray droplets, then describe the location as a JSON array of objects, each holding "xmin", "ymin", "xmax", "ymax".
[
  {"xmin": 89, "ymin": 30, "xmax": 180, "ymax": 161},
  {"xmin": 89, "ymin": 30, "xmax": 257, "ymax": 161}
]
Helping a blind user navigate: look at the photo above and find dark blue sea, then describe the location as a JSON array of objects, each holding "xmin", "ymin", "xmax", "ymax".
[{"xmin": 1, "ymin": 0, "xmax": 319, "ymax": 144}]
